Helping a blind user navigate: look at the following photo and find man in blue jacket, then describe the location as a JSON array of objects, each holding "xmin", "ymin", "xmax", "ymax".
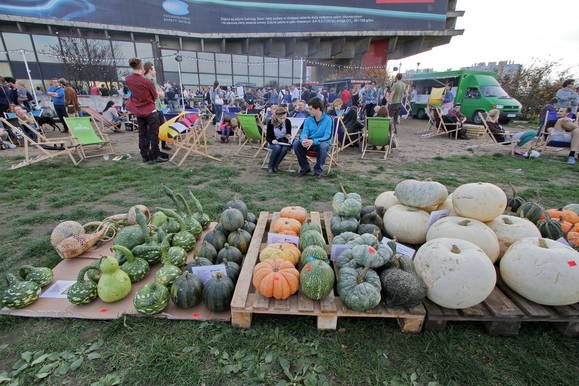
[
  {"xmin": 47, "ymin": 78, "xmax": 69, "ymax": 132},
  {"xmin": 292, "ymin": 97, "xmax": 333, "ymax": 179}
]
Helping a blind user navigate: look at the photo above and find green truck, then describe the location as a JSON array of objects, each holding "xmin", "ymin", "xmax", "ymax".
[{"xmin": 408, "ymin": 70, "xmax": 522, "ymax": 123}]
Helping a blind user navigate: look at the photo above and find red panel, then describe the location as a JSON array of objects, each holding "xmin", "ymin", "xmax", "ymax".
[{"xmin": 361, "ymin": 40, "xmax": 388, "ymax": 67}]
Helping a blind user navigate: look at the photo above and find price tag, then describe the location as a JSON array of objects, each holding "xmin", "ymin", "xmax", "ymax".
[
  {"xmin": 330, "ymin": 244, "xmax": 352, "ymax": 261},
  {"xmin": 381, "ymin": 237, "xmax": 416, "ymax": 259},
  {"xmin": 425, "ymin": 209, "xmax": 451, "ymax": 231},
  {"xmin": 188, "ymin": 264, "xmax": 227, "ymax": 284},
  {"xmin": 557, "ymin": 237, "xmax": 572, "ymax": 247},
  {"xmin": 40, "ymin": 280, "xmax": 76, "ymax": 299},
  {"xmin": 267, "ymin": 232, "xmax": 299, "ymax": 246}
]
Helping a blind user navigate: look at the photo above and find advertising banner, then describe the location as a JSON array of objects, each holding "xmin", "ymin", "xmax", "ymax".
[{"xmin": 0, "ymin": 0, "xmax": 448, "ymax": 34}]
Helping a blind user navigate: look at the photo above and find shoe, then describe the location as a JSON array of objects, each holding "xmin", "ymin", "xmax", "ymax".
[
  {"xmin": 159, "ymin": 151, "xmax": 169, "ymax": 159},
  {"xmin": 568, "ymin": 156, "xmax": 576, "ymax": 165},
  {"xmin": 314, "ymin": 173, "xmax": 322, "ymax": 179},
  {"xmin": 7, "ymin": 143, "xmax": 17, "ymax": 149},
  {"xmin": 298, "ymin": 168, "xmax": 311, "ymax": 177},
  {"xmin": 151, "ymin": 157, "xmax": 168, "ymax": 163},
  {"xmin": 142, "ymin": 157, "xmax": 149, "ymax": 163},
  {"xmin": 162, "ymin": 145, "xmax": 172, "ymax": 150},
  {"xmin": 267, "ymin": 168, "xmax": 275, "ymax": 173}
]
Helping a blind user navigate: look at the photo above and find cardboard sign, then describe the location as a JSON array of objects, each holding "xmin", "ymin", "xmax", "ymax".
[
  {"xmin": 188, "ymin": 264, "xmax": 227, "ymax": 284},
  {"xmin": 267, "ymin": 232, "xmax": 299, "ymax": 246},
  {"xmin": 425, "ymin": 209, "xmax": 451, "ymax": 231},
  {"xmin": 381, "ymin": 237, "xmax": 416, "ymax": 259},
  {"xmin": 40, "ymin": 280, "xmax": 76, "ymax": 299},
  {"xmin": 330, "ymin": 244, "xmax": 352, "ymax": 261}
]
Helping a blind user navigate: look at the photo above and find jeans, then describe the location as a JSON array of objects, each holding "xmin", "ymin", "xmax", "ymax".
[
  {"xmin": 293, "ymin": 140, "xmax": 330, "ymax": 175},
  {"xmin": 213, "ymin": 104, "xmax": 223, "ymax": 124},
  {"xmin": 268, "ymin": 143, "xmax": 289, "ymax": 170},
  {"xmin": 54, "ymin": 104, "xmax": 69, "ymax": 132},
  {"xmin": 137, "ymin": 112, "xmax": 160, "ymax": 160}
]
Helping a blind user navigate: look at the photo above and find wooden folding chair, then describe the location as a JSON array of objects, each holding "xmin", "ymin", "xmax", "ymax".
[
  {"xmin": 64, "ymin": 117, "xmax": 114, "ymax": 161},
  {"xmin": 526, "ymin": 114, "xmax": 571, "ymax": 157},
  {"xmin": 81, "ymin": 106, "xmax": 123, "ymax": 133},
  {"xmin": 170, "ymin": 113, "xmax": 220, "ymax": 166},
  {"xmin": 334, "ymin": 115, "xmax": 362, "ymax": 151},
  {"xmin": 361, "ymin": 117, "xmax": 393, "ymax": 160},
  {"xmin": 419, "ymin": 106, "xmax": 461, "ymax": 139},
  {"xmin": 260, "ymin": 117, "xmax": 305, "ymax": 171},
  {"xmin": 1, "ymin": 117, "xmax": 79, "ymax": 169},
  {"xmin": 235, "ymin": 114, "xmax": 267, "ymax": 157},
  {"xmin": 303, "ymin": 121, "xmax": 341, "ymax": 174}
]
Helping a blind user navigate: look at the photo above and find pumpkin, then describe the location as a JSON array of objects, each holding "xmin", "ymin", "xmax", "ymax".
[
  {"xmin": 332, "ymin": 232, "xmax": 359, "ymax": 245},
  {"xmin": 67, "ymin": 264, "xmax": 99, "ymax": 305},
  {"xmin": 351, "ymin": 244, "xmax": 392, "ymax": 269},
  {"xmin": 224, "ymin": 199, "xmax": 249, "ymax": 220},
  {"xmin": 299, "ymin": 230, "xmax": 326, "ymax": 251},
  {"xmin": 186, "ymin": 256, "xmax": 213, "ymax": 269},
  {"xmin": 227, "ymin": 229, "xmax": 252, "ymax": 254},
  {"xmin": 220, "ymin": 208, "xmax": 245, "ymax": 231},
  {"xmin": 544, "ymin": 209, "xmax": 578, "ymax": 224},
  {"xmin": 360, "ymin": 210, "xmax": 384, "ymax": 231},
  {"xmin": 204, "ymin": 229, "xmax": 227, "ymax": 251},
  {"xmin": 301, "ymin": 221, "xmax": 322, "ymax": 234},
  {"xmin": 17, "ymin": 265, "xmax": 53, "ymax": 287},
  {"xmin": 1, "ymin": 273, "xmax": 41, "ymax": 309},
  {"xmin": 330, "ymin": 215, "xmax": 359, "ymax": 235},
  {"xmin": 500, "ymin": 238, "xmax": 579, "ymax": 305},
  {"xmin": 222, "ymin": 259, "xmax": 241, "ymax": 282},
  {"xmin": 155, "ymin": 262, "xmax": 182, "ymax": 287},
  {"xmin": 203, "ymin": 272, "xmax": 235, "ymax": 312},
  {"xmin": 300, "ymin": 260, "xmax": 335, "ymax": 301},
  {"xmin": 506, "ymin": 183, "xmax": 526, "ymax": 213},
  {"xmin": 259, "ymin": 243, "xmax": 301, "ymax": 265},
  {"xmin": 452, "ymin": 182, "xmax": 507, "ymax": 222},
  {"xmin": 567, "ymin": 232, "xmax": 579, "ymax": 246},
  {"xmin": 374, "ymin": 191, "xmax": 399, "ymax": 217},
  {"xmin": 247, "ymin": 212, "xmax": 257, "ymax": 224},
  {"xmin": 50, "ymin": 221, "xmax": 85, "ymax": 248},
  {"xmin": 332, "ymin": 192, "xmax": 363, "ymax": 218},
  {"xmin": 414, "ymin": 238, "xmax": 496, "ymax": 309},
  {"xmin": 299, "ymin": 245, "xmax": 329, "ymax": 268},
  {"xmin": 486, "ymin": 215, "xmax": 541, "ymax": 257},
  {"xmin": 252, "ymin": 259, "xmax": 299, "ymax": 300},
  {"xmin": 436, "ymin": 193, "xmax": 455, "ymax": 214},
  {"xmin": 133, "ymin": 282, "xmax": 170, "ymax": 315},
  {"xmin": 337, "ymin": 267, "xmax": 381, "ymax": 312},
  {"xmin": 114, "ymin": 245, "xmax": 150, "ymax": 283},
  {"xmin": 280, "ymin": 206, "xmax": 308, "ymax": 223},
  {"xmin": 426, "ymin": 216, "xmax": 500, "ymax": 262},
  {"xmin": 537, "ymin": 213, "xmax": 565, "ymax": 240},
  {"xmin": 383, "ymin": 204, "xmax": 429, "ymax": 244},
  {"xmin": 516, "ymin": 202, "xmax": 544, "ymax": 224},
  {"xmin": 563, "ymin": 203, "xmax": 579, "ymax": 215},
  {"xmin": 194, "ymin": 240, "xmax": 217, "ymax": 263},
  {"xmin": 242, "ymin": 221, "xmax": 256, "ymax": 235},
  {"xmin": 357, "ymin": 223, "xmax": 382, "ymax": 240},
  {"xmin": 97, "ymin": 255, "xmax": 132, "ymax": 303},
  {"xmin": 349, "ymin": 233, "xmax": 380, "ymax": 247},
  {"xmin": 170, "ymin": 272, "xmax": 203, "ymax": 309},
  {"xmin": 271, "ymin": 217, "xmax": 302, "ymax": 236},
  {"xmin": 394, "ymin": 179, "xmax": 448, "ymax": 211},
  {"xmin": 216, "ymin": 243, "xmax": 243, "ymax": 265}
]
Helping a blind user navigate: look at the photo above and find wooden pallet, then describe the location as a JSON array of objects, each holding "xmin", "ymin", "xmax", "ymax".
[{"xmin": 231, "ymin": 211, "xmax": 425, "ymax": 332}]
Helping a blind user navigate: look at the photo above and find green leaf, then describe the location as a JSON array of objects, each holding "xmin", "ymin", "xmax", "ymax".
[
  {"xmin": 221, "ymin": 351, "xmax": 229, "ymax": 360},
  {"xmin": 0, "ymin": 344, "xmax": 9, "ymax": 352},
  {"xmin": 86, "ymin": 340, "xmax": 104, "ymax": 353},
  {"xmin": 20, "ymin": 352, "xmax": 33, "ymax": 363},
  {"xmin": 69, "ymin": 357, "xmax": 84, "ymax": 371},
  {"xmin": 87, "ymin": 352, "xmax": 102, "ymax": 360},
  {"xmin": 278, "ymin": 357, "xmax": 292, "ymax": 380},
  {"xmin": 264, "ymin": 352, "xmax": 273, "ymax": 363},
  {"xmin": 35, "ymin": 372, "xmax": 51, "ymax": 379},
  {"xmin": 30, "ymin": 353, "xmax": 50, "ymax": 366},
  {"xmin": 11, "ymin": 359, "xmax": 27, "ymax": 371},
  {"xmin": 54, "ymin": 362, "xmax": 70, "ymax": 376}
]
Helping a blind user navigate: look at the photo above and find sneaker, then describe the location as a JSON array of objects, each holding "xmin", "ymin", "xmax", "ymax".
[
  {"xmin": 151, "ymin": 157, "xmax": 169, "ymax": 163},
  {"xmin": 7, "ymin": 143, "xmax": 17, "ymax": 149},
  {"xmin": 314, "ymin": 173, "xmax": 322, "ymax": 179},
  {"xmin": 568, "ymin": 156, "xmax": 576, "ymax": 165},
  {"xmin": 298, "ymin": 168, "xmax": 311, "ymax": 177}
]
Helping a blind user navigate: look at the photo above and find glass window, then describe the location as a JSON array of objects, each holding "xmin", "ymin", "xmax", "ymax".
[
  {"xmin": 233, "ymin": 75, "xmax": 249, "ymax": 85},
  {"xmin": 0, "ymin": 62, "xmax": 12, "ymax": 77},
  {"xmin": 3, "ymin": 33, "xmax": 35, "ymax": 62},
  {"xmin": 279, "ymin": 78, "xmax": 292, "ymax": 88},
  {"xmin": 264, "ymin": 60, "xmax": 278, "ymax": 77},
  {"xmin": 215, "ymin": 53, "xmax": 231, "ymax": 74},
  {"xmin": 135, "ymin": 42, "xmax": 153, "ymax": 60},
  {"xmin": 197, "ymin": 52, "xmax": 215, "ymax": 74},
  {"xmin": 0, "ymin": 39, "xmax": 6, "ymax": 61},
  {"xmin": 216, "ymin": 74, "xmax": 232, "ymax": 86},
  {"xmin": 32, "ymin": 35, "xmax": 60, "ymax": 63},
  {"xmin": 181, "ymin": 73, "xmax": 199, "ymax": 86},
  {"xmin": 293, "ymin": 59, "xmax": 303, "ymax": 78},
  {"xmin": 232, "ymin": 55, "xmax": 248, "ymax": 75},
  {"xmin": 264, "ymin": 77, "xmax": 279, "ymax": 87},
  {"xmin": 279, "ymin": 60, "xmax": 292, "ymax": 78},
  {"xmin": 178, "ymin": 51, "xmax": 198, "ymax": 73},
  {"xmin": 465, "ymin": 87, "xmax": 481, "ymax": 99},
  {"xmin": 248, "ymin": 56, "xmax": 263, "ymax": 77},
  {"xmin": 116, "ymin": 67, "xmax": 131, "ymax": 81},
  {"xmin": 199, "ymin": 73, "xmax": 215, "ymax": 86},
  {"xmin": 161, "ymin": 49, "xmax": 178, "ymax": 71},
  {"xmin": 112, "ymin": 41, "xmax": 135, "ymax": 66},
  {"xmin": 249, "ymin": 76, "xmax": 264, "ymax": 87}
]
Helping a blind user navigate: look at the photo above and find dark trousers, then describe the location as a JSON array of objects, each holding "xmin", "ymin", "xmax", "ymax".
[
  {"xmin": 54, "ymin": 104, "xmax": 69, "ymax": 132},
  {"xmin": 137, "ymin": 112, "xmax": 160, "ymax": 160},
  {"xmin": 388, "ymin": 103, "xmax": 402, "ymax": 133},
  {"xmin": 365, "ymin": 103, "xmax": 376, "ymax": 118}
]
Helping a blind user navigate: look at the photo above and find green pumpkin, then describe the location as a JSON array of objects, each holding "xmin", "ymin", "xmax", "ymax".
[
  {"xmin": 204, "ymin": 229, "xmax": 227, "ymax": 251},
  {"xmin": 113, "ymin": 224, "xmax": 146, "ymax": 263},
  {"xmin": 380, "ymin": 248, "xmax": 426, "ymax": 308},
  {"xmin": 242, "ymin": 221, "xmax": 256, "ymax": 235},
  {"xmin": 224, "ymin": 199, "xmax": 249, "ymax": 220},
  {"xmin": 299, "ymin": 245, "xmax": 329, "ymax": 268},
  {"xmin": 220, "ymin": 208, "xmax": 246, "ymax": 232},
  {"xmin": 202, "ymin": 272, "xmax": 235, "ymax": 312},
  {"xmin": 332, "ymin": 232, "xmax": 360, "ymax": 245},
  {"xmin": 222, "ymin": 259, "xmax": 241, "ymax": 283},
  {"xmin": 115, "ymin": 245, "xmax": 150, "ymax": 283},
  {"xmin": 537, "ymin": 213, "xmax": 565, "ymax": 240},
  {"xmin": 246, "ymin": 212, "xmax": 257, "ymax": 224},
  {"xmin": 134, "ymin": 282, "xmax": 170, "ymax": 315},
  {"xmin": 1, "ymin": 273, "xmax": 41, "ymax": 309},
  {"xmin": 517, "ymin": 202, "xmax": 544, "ymax": 224},
  {"xmin": 172, "ymin": 230, "xmax": 196, "ymax": 251},
  {"xmin": 507, "ymin": 193, "xmax": 526, "ymax": 213},
  {"xmin": 216, "ymin": 243, "xmax": 243, "ymax": 265},
  {"xmin": 193, "ymin": 212, "xmax": 212, "ymax": 229},
  {"xmin": 349, "ymin": 233, "xmax": 380, "ymax": 248},
  {"xmin": 300, "ymin": 221, "xmax": 322, "ymax": 234},
  {"xmin": 351, "ymin": 244, "xmax": 392, "ymax": 269},
  {"xmin": 227, "ymin": 229, "xmax": 252, "ymax": 254},
  {"xmin": 194, "ymin": 240, "xmax": 217, "ymax": 263},
  {"xmin": 299, "ymin": 230, "xmax": 326, "ymax": 251},
  {"xmin": 360, "ymin": 211, "xmax": 384, "ymax": 231},
  {"xmin": 155, "ymin": 263, "xmax": 182, "ymax": 287},
  {"xmin": 357, "ymin": 224, "xmax": 382, "ymax": 240},
  {"xmin": 332, "ymin": 192, "xmax": 363, "ymax": 218},
  {"xmin": 150, "ymin": 211, "xmax": 169, "ymax": 228},
  {"xmin": 67, "ymin": 264, "xmax": 100, "ymax": 305},
  {"xmin": 335, "ymin": 248, "xmax": 357, "ymax": 269},
  {"xmin": 330, "ymin": 215, "xmax": 359, "ymax": 235},
  {"xmin": 337, "ymin": 267, "xmax": 381, "ymax": 312},
  {"xmin": 17, "ymin": 265, "xmax": 53, "ymax": 287},
  {"xmin": 170, "ymin": 272, "xmax": 203, "ymax": 309},
  {"xmin": 186, "ymin": 256, "xmax": 214, "ymax": 270},
  {"xmin": 300, "ymin": 260, "xmax": 335, "ymax": 301}
]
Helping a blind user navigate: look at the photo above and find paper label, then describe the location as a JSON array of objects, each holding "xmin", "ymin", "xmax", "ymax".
[
  {"xmin": 381, "ymin": 237, "xmax": 416, "ymax": 259},
  {"xmin": 557, "ymin": 237, "xmax": 572, "ymax": 247},
  {"xmin": 267, "ymin": 232, "xmax": 299, "ymax": 246},
  {"xmin": 425, "ymin": 209, "xmax": 451, "ymax": 231},
  {"xmin": 330, "ymin": 244, "xmax": 352, "ymax": 261},
  {"xmin": 188, "ymin": 264, "xmax": 227, "ymax": 284},
  {"xmin": 40, "ymin": 280, "xmax": 76, "ymax": 299}
]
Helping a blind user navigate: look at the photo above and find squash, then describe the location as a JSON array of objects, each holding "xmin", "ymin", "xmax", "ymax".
[
  {"xmin": 1, "ymin": 273, "xmax": 41, "ymax": 309},
  {"xmin": 216, "ymin": 243, "xmax": 243, "ymax": 265},
  {"xmin": 436, "ymin": 195, "xmax": 455, "ymax": 214},
  {"xmin": 299, "ymin": 230, "xmax": 326, "ymax": 251},
  {"xmin": 271, "ymin": 217, "xmax": 302, "ymax": 236},
  {"xmin": 17, "ymin": 265, "xmax": 53, "ymax": 287},
  {"xmin": 150, "ymin": 211, "xmax": 168, "ymax": 229},
  {"xmin": 394, "ymin": 179, "xmax": 448, "ymax": 211},
  {"xmin": 56, "ymin": 223, "xmax": 111, "ymax": 260},
  {"xmin": 351, "ymin": 244, "xmax": 392, "ymax": 269},
  {"xmin": 130, "ymin": 209, "xmax": 162, "ymax": 265},
  {"xmin": 300, "ymin": 260, "xmax": 335, "ymax": 300},
  {"xmin": 247, "ymin": 212, "xmax": 257, "ymax": 224},
  {"xmin": 563, "ymin": 203, "xmax": 579, "ymax": 215},
  {"xmin": 567, "ymin": 232, "xmax": 579, "ymax": 247},
  {"xmin": 114, "ymin": 245, "xmax": 150, "ymax": 283},
  {"xmin": 113, "ymin": 210, "xmax": 147, "ymax": 257},
  {"xmin": 155, "ymin": 262, "xmax": 182, "ymax": 287},
  {"xmin": 349, "ymin": 233, "xmax": 380, "ymax": 247},
  {"xmin": 224, "ymin": 199, "xmax": 249, "ymax": 220},
  {"xmin": 537, "ymin": 213, "xmax": 565, "ymax": 240},
  {"xmin": 170, "ymin": 272, "xmax": 203, "ymax": 309},
  {"xmin": 374, "ymin": 191, "xmax": 399, "ymax": 217},
  {"xmin": 220, "ymin": 208, "xmax": 246, "ymax": 232},
  {"xmin": 414, "ymin": 238, "xmax": 496, "ymax": 309},
  {"xmin": 164, "ymin": 211, "xmax": 197, "ymax": 251},
  {"xmin": 259, "ymin": 243, "xmax": 301, "ymax": 265},
  {"xmin": 383, "ymin": 204, "xmax": 429, "ymax": 244},
  {"xmin": 67, "ymin": 264, "xmax": 99, "ymax": 305},
  {"xmin": 164, "ymin": 243, "xmax": 188, "ymax": 267},
  {"xmin": 301, "ymin": 221, "xmax": 322, "ymax": 234},
  {"xmin": 242, "ymin": 221, "xmax": 256, "ymax": 235},
  {"xmin": 426, "ymin": 216, "xmax": 500, "ymax": 262},
  {"xmin": 506, "ymin": 183, "xmax": 526, "ymax": 213},
  {"xmin": 280, "ymin": 206, "xmax": 307, "ymax": 223},
  {"xmin": 335, "ymin": 248, "xmax": 357, "ymax": 269},
  {"xmin": 330, "ymin": 215, "xmax": 359, "ymax": 235},
  {"xmin": 127, "ymin": 204, "xmax": 151, "ymax": 225},
  {"xmin": 227, "ymin": 229, "xmax": 252, "ymax": 254},
  {"xmin": 50, "ymin": 221, "xmax": 85, "ymax": 248},
  {"xmin": 299, "ymin": 245, "xmax": 329, "ymax": 268},
  {"xmin": 252, "ymin": 259, "xmax": 299, "ymax": 300},
  {"xmin": 452, "ymin": 182, "xmax": 507, "ymax": 222},
  {"xmin": 97, "ymin": 255, "xmax": 132, "ymax": 303},
  {"xmin": 204, "ymin": 229, "xmax": 227, "ymax": 251},
  {"xmin": 516, "ymin": 202, "xmax": 544, "ymax": 224},
  {"xmin": 332, "ymin": 192, "xmax": 363, "ymax": 218},
  {"xmin": 332, "ymin": 231, "xmax": 360, "ymax": 245},
  {"xmin": 203, "ymin": 272, "xmax": 235, "ymax": 312},
  {"xmin": 360, "ymin": 210, "xmax": 384, "ymax": 231},
  {"xmin": 222, "ymin": 259, "xmax": 241, "ymax": 283},
  {"xmin": 500, "ymin": 238, "xmax": 579, "ymax": 305},
  {"xmin": 194, "ymin": 240, "xmax": 217, "ymax": 263},
  {"xmin": 486, "ymin": 215, "xmax": 541, "ymax": 257},
  {"xmin": 337, "ymin": 267, "xmax": 381, "ymax": 312},
  {"xmin": 134, "ymin": 282, "xmax": 170, "ymax": 315},
  {"xmin": 357, "ymin": 223, "xmax": 382, "ymax": 240},
  {"xmin": 186, "ymin": 256, "xmax": 214, "ymax": 269}
]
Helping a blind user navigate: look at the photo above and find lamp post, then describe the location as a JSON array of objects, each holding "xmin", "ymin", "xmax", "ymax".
[{"xmin": 175, "ymin": 52, "xmax": 184, "ymax": 111}]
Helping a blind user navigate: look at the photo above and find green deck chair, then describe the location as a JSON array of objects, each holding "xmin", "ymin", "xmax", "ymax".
[
  {"xmin": 64, "ymin": 117, "xmax": 114, "ymax": 161},
  {"xmin": 361, "ymin": 117, "xmax": 393, "ymax": 160},
  {"xmin": 236, "ymin": 114, "xmax": 266, "ymax": 157}
]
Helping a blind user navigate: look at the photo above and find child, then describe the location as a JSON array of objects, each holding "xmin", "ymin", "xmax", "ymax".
[{"xmin": 219, "ymin": 116, "xmax": 233, "ymax": 143}]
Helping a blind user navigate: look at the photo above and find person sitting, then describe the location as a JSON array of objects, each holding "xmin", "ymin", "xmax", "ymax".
[
  {"xmin": 0, "ymin": 123, "xmax": 17, "ymax": 149},
  {"xmin": 327, "ymin": 98, "xmax": 344, "ymax": 116},
  {"xmin": 444, "ymin": 104, "xmax": 468, "ymax": 139},
  {"xmin": 219, "ymin": 116, "xmax": 234, "ymax": 143},
  {"xmin": 292, "ymin": 97, "xmax": 333, "ymax": 179},
  {"xmin": 375, "ymin": 105, "xmax": 389, "ymax": 118},
  {"xmin": 485, "ymin": 109, "xmax": 509, "ymax": 143},
  {"xmin": 539, "ymin": 98, "xmax": 558, "ymax": 128},
  {"xmin": 289, "ymin": 100, "xmax": 309, "ymax": 118},
  {"xmin": 265, "ymin": 107, "xmax": 292, "ymax": 173},
  {"xmin": 550, "ymin": 117, "xmax": 578, "ymax": 164},
  {"xmin": 102, "ymin": 101, "xmax": 123, "ymax": 132},
  {"xmin": 13, "ymin": 104, "xmax": 39, "ymax": 141}
]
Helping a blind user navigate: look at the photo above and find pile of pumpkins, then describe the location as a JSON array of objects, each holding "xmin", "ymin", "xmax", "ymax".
[
  {"xmin": 252, "ymin": 206, "xmax": 335, "ymax": 302},
  {"xmin": 373, "ymin": 179, "xmax": 579, "ymax": 309},
  {"xmin": 1, "ymin": 265, "xmax": 54, "ymax": 309}
]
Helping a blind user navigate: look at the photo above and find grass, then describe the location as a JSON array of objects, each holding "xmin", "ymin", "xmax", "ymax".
[{"xmin": 0, "ymin": 154, "xmax": 578, "ymax": 385}]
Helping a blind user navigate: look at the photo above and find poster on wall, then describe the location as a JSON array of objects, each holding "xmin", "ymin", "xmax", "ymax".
[{"xmin": 0, "ymin": 0, "xmax": 448, "ymax": 34}]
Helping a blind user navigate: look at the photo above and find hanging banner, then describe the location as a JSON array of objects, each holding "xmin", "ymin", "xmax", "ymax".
[{"xmin": 0, "ymin": 0, "xmax": 448, "ymax": 34}]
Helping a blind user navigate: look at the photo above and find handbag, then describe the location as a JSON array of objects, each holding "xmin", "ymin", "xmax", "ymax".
[{"xmin": 214, "ymin": 94, "xmax": 224, "ymax": 105}]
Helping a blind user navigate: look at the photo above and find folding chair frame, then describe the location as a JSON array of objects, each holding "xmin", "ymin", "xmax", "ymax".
[
  {"xmin": 64, "ymin": 117, "xmax": 114, "ymax": 161},
  {"xmin": 419, "ymin": 106, "xmax": 461, "ymax": 139},
  {"xmin": 361, "ymin": 117, "xmax": 393, "ymax": 160},
  {"xmin": 169, "ymin": 113, "xmax": 221, "ymax": 166},
  {"xmin": 81, "ymin": 105, "xmax": 123, "ymax": 133},
  {"xmin": 235, "ymin": 114, "xmax": 267, "ymax": 157}
]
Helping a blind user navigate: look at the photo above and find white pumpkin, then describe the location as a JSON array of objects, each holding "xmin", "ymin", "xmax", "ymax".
[
  {"xmin": 374, "ymin": 191, "xmax": 399, "ymax": 215},
  {"xmin": 414, "ymin": 238, "xmax": 496, "ymax": 309},
  {"xmin": 383, "ymin": 204, "xmax": 429, "ymax": 244},
  {"xmin": 426, "ymin": 216, "xmax": 500, "ymax": 262},
  {"xmin": 436, "ymin": 193, "xmax": 456, "ymax": 214},
  {"xmin": 500, "ymin": 238, "xmax": 579, "ymax": 306},
  {"xmin": 452, "ymin": 182, "xmax": 507, "ymax": 222},
  {"xmin": 394, "ymin": 179, "xmax": 448, "ymax": 212},
  {"xmin": 486, "ymin": 215, "xmax": 541, "ymax": 258}
]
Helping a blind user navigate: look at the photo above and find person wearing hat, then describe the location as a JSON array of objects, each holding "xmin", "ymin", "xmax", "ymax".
[
  {"xmin": 265, "ymin": 107, "xmax": 292, "ymax": 173},
  {"xmin": 444, "ymin": 104, "xmax": 468, "ymax": 139}
]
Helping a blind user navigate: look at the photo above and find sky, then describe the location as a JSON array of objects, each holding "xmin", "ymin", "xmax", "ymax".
[{"xmin": 395, "ymin": 0, "xmax": 579, "ymax": 76}]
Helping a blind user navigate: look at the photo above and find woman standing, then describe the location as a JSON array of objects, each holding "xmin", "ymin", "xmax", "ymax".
[
  {"xmin": 211, "ymin": 81, "xmax": 224, "ymax": 125},
  {"xmin": 144, "ymin": 61, "xmax": 171, "ymax": 150},
  {"xmin": 265, "ymin": 107, "xmax": 292, "ymax": 173},
  {"xmin": 555, "ymin": 79, "xmax": 578, "ymax": 115}
]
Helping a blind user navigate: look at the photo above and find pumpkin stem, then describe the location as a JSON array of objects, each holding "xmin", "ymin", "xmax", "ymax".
[
  {"xmin": 502, "ymin": 217, "xmax": 513, "ymax": 225},
  {"xmin": 450, "ymin": 245, "xmax": 461, "ymax": 254},
  {"xmin": 458, "ymin": 220, "xmax": 470, "ymax": 226},
  {"xmin": 357, "ymin": 266, "xmax": 371, "ymax": 284},
  {"xmin": 538, "ymin": 238, "xmax": 549, "ymax": 249},
  {"xmin": 509, "ymin": 182, "xmax": 518, "ymax": 198},
  {"xmin": 339, "ymin": 183, "xmax": 348, "ymax": 195}
]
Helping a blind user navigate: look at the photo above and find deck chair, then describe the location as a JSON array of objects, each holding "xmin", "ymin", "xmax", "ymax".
[
  {"xmin": 526, "ymin": 113, "xmax": 572, "ymax": 157},
  {"xmin": 236, "ymin": 114, "xmax": 266, "ymax": 157},
  {"xmin": 0, "ymin": 117, "xmax": 79, "ymax": 169},
  {"xmin": 81, "ymin": 106, "xmax": 123, "ymax": 133},
  {"xmin": 64, "ymin": 117, "xmax": 114, "ymax": 161},
  {"xmin": 420, "ymin": 106, "xmax": 461, "ymax": 139},
  {"xmin": 334, "ymin": 115, "xmax": 361, "ymax": 151},
  {"xmin": 170, "ymin": 112, "xmax": 220, "ymax": 166},
  {"xmin": 260, "ymin": 117, "xmax": 305, "ymax": 171},
  {"xmin": 361, "ymin": 117, "xmax": 393, "ymax": 160},
  {"xmin": 477, "ymin": 111, "xmax": 516, "ymax": 145},
  {"xmin": 303, "ymin": 120, "xmax": 341, "ymax": 175}
]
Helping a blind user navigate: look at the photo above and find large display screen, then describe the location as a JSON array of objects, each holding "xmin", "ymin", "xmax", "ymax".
[{"xmin": 0, "ymin": 0, "xmax": 448, "ymax": 34}]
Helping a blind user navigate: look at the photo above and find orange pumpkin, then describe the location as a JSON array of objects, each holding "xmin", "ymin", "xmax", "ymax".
[
  {"xmin": 252, "ymin": 258, "xmax": 300, "ymax": 299},
  {"xmin": 270, "ymin": 217, "xmax": 302, "ymax": 236},
  {"xmin": 567, "ymin": 232, "xmax": 579, "ymax": 246},
  {"xmin": 280, "ymin": 206, "xmax": 308, "ymax": 223},
  {"xmin": 259, "ymin": 243, "xmax": 301, "ymax": 265},
  {"xmin": 558, "ymin": 218, "xmax": 573, "ymax": 233},
  {"xmin": 571, "ymin": 223, "xmax": 579, "ymax": 233},
  {"xmin": 541, "ymin": 209, "xmax": 579, "ymax": 224}
]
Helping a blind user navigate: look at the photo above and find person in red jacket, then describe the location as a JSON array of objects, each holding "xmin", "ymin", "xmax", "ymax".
[
  {"xmin": 340, "ymin": 87, "xmax": 351, "ymax": 107},
  {"xmin": 125, "ymin": 57, "xmax": 167, "ymax": 163}
]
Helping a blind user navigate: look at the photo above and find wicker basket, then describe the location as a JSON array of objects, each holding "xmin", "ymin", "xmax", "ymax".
[{"xmin": 464, "ymin": 124, "xmax": 486, "ymax": 138}]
